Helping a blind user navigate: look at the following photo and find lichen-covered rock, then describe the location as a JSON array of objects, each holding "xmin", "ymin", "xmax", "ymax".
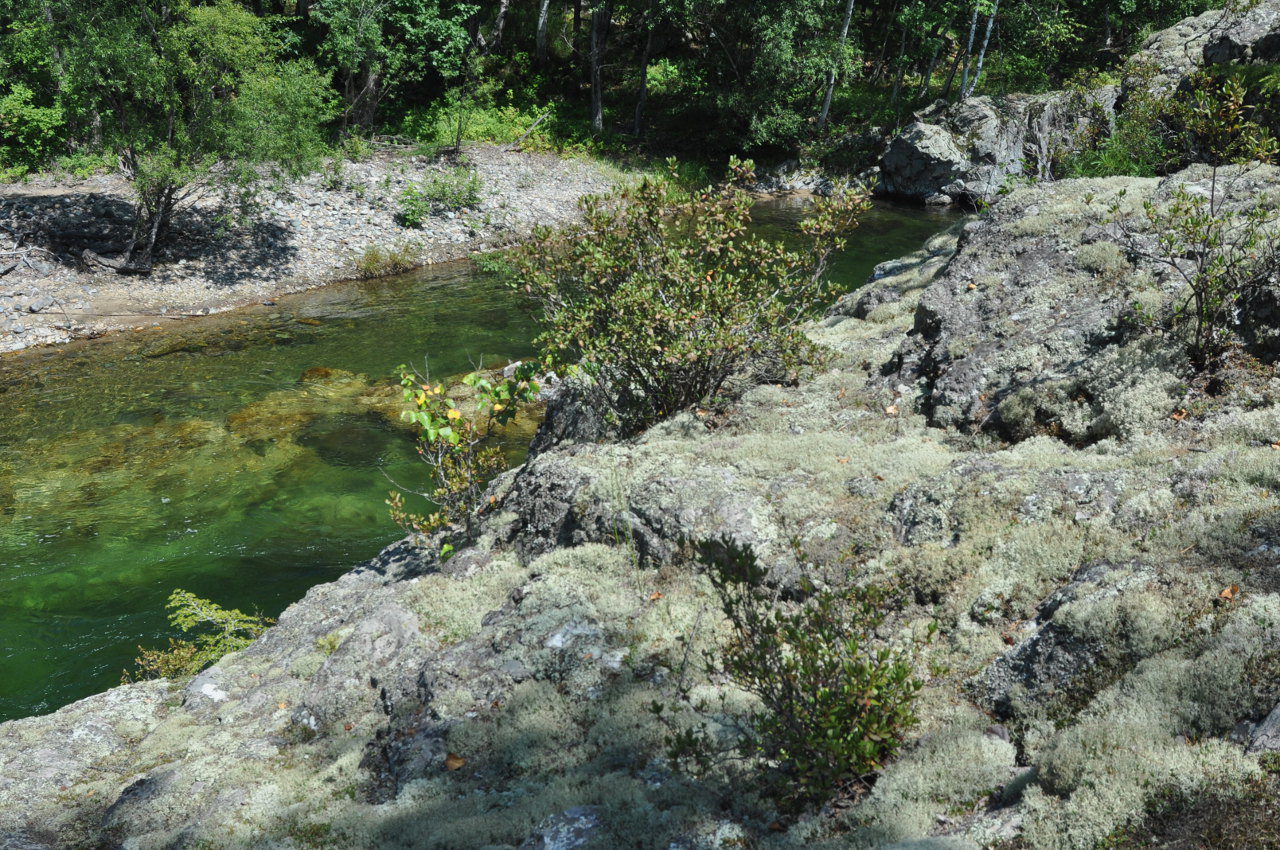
[
  {"xmin": 886, "ymin": 165, "xmax": 1280, "ymax": 440},
  {"xmin": 11, "ymin": 163, "xmax": 1280, "ymax": 850},
  {"xmin": 1127, "ymin": 0, "xmax": 1280, "ymax": 94},
  {"xmin": 877, "ymin": 90, "xmax": 1116, "ymax": 205}
]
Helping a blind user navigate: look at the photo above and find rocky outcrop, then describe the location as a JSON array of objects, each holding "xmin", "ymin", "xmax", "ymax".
[
  {"xmin": 1127, "ymin": 0, "xmax": 1280, "ymax": 94},
  {"xmin": 9, "ymin": 171, "xmax": 1280, "ymax": 849},
  {"xmin": 878, "ymin": 89, "xmax": 1117, "ymax": 205},
  {"xmin": 887, "ymin": 164, "xmax": 1280, "ymax": 441},
  {"xmin": 873, "ymin": 0, "xmax": 1280, "ymax": 205}
]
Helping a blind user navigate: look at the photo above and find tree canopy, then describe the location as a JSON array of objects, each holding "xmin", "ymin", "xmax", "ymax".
[{"xmin": 0, "ymin": 0, "xmax": 1221, "ymax": 186}]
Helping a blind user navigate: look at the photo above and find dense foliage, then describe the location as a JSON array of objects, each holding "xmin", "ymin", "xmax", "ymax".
[
  {"xmin": 1, "ymin": 0, "xmax": 1222, "ymax": 173},
  {"xmin": 507, "ymin": 160, "xmax": 868, "ymax": 433},
  {"xmin": 658, "ymin": 538, "xmax": 931, "ymax": 806},
  {"xmin": 2, "ymin": 0, "xmax": 334, "ymax": 266}
]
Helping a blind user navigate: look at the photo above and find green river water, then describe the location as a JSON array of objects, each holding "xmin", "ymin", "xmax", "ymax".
[{"xmin": 0, "ymin": 197, "xmax": 955, "ymax": 722}]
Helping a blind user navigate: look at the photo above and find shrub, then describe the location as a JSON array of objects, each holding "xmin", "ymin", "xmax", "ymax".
[
  {"xmin": 398, "ymin": 165, "xmax": 483, "ymax": 225},
  {"xmin": 354, "ymin": 241, "xmax": 420, "ymax": 278},
  {"xmin": 0, "ymin": 84, "xmax": 63, "ymax": 172},
  {"xmin": 508, "ymin": 160, "xmax": 869, "ymax": 435},
  {"xmin": 1110, "ymin": 76, "xmax": 1280, "ymax": 367},
  {"xmin": 390, "ymin": 363, "xmax": 539, "ymax": 553},
  {"xmin": 660, "ymin": 538, "xmax": 931, "ymax": 807},
  {"xmin": 1062, "ymin": 65, "xmax": 1177, "ymax": 179},
  {"xmin": 126, "ymin": 590, "xmax": 273, "ymax": 681}
]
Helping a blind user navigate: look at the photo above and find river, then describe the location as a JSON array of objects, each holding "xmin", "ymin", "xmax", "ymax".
[{"xmin": 0, "ymin": 197, "xmax": 956, "ymax": 722}]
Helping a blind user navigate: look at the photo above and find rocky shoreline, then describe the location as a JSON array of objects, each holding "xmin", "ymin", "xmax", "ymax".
[
  {"xmin": 6, "ymin": 157, "xmax": 1280, "ymax": 848},
  {"xmin": 6, "ymin": 5, "xmax": 1280, "ymax": 847},
  {"xmin": 0, "ymin": 144, "xmax": 625, "ymax": 354}
]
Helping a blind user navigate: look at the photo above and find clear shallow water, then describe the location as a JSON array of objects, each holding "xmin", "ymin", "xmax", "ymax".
[{"xmin": 0, "ymin": 197, "xmax": 956, "ymax": 722}]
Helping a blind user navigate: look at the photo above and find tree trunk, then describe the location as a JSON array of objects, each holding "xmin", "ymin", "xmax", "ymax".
[
  {"xmin": 963, "ymin": 0, "xmax": 999, "ymax": 98},
  {"xmin": 817, "ymin": 0, "xmax": 857, "ymax": 130},
  {"xmin": 346, "ymin": 66, "xmax": 382, "ymax": 129},
  {"xmin": 125, "ymin": 183, "xmax": 177, "ymax": 271},
  {"xmin": 536, "ymin": 0, "xmax": 552, "ymax": 62},
  {"xmin": 489, "ymin": 0, "xmax": 511, "ymax": 53},
  {"xmin": 916, "ymin": 40, "xmax": 942, "ymax": 100},
  {"xmin": 889, "ymin": 26, "xmax": 909, "ymax": 109},
  {"xmin": 297, "ymin": 0, "xmax": 309, "ymax": 21},
  {"xmin": 871, "ymin": 0, "xmax": 901, "ymax": 80},
  {"xmin": 633, "ymin": 0, "xmax": 656, "ymax": 135},
  {"xmin": 590, "ymin": 4, "xmax": 610, "ymax": 132},
  {"xmin": 940, "ymin": 37, "xmax": 963, "ymax": 99},
  {"xmin": 959, "ymin": 1, "xmax": 980, "ymax": 99}
]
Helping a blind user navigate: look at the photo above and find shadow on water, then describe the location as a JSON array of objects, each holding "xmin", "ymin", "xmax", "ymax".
[{"xmin": 0, "ymin": 196, "xmax": 958, "ymax": 721}]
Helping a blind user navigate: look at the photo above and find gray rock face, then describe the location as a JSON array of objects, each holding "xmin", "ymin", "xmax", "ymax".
[
  {"xmin": 886, "ymin": 166, "xmax": 1280, "ymax": 440},
  {"xmin": 974, "ymin": 562, "xmax": 1146, "ymax": 718},
  {"xmin": 874, "ymin": 0, "xmax": 1280, "ymax": 206},
  {"xmin": 877, "ymin": 90, "xmax": 1116, "ymax": 205},
  {"xmin": 518, "ymin": 806, "xmax": 603, "ymax": 850},
  {"xmin": 1128, "ymin": 0, "xmax": 1280, "ymax": 93},
  {"xmin": 1248, "ymin": 702, "xmax": 1280, "ymax": 753}
]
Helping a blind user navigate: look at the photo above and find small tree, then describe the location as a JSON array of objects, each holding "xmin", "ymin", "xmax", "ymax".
[
  {"xmin": 313, "ymin": 0, "xmax": 474, "ymax": 130},
  {"xmin": 390, "ymin": 362, "xmax": 539, "ymax": 555},
  {"xmin": 658, "ymin": 538, "xmax": 931, "ymax": 807},
  {"xmin": 37, "ymin": 0, "xmax": 333, "ymax": 269},
  {"xmin": 1113, "ymin": 74, "xmax": 1280, "ymax": 367},
  {"xmin": 126, "ymin": 589, "xmax": 273, "ymax": 681},
  {"xmin": 508, "ymin": 160, "xmax": 869, "ymax": 435}
]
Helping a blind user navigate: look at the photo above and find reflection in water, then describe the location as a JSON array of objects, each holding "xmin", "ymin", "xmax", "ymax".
[{"xmin": 0, "ymin": 197, "xmax": 956, "ymax": 721}]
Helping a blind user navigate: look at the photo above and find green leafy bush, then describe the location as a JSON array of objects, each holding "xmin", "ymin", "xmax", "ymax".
[
  {"xmin": 0, "ymin": 84, "xmax": 63, "ymax": 173},
  {"xmin": 390, "ymin": 363, "xmax": 539, "ymax": 552},
  {"xmin": 1110, "ymin": 75, "xmax": 1280, "ymax": 367},
  {"xmin": 398, "ymin": 165, "xmax": 483, "ymax": 225},
  {"xmin": 508, "ymin": 160, "xmax": 868, "ymax": 435},
  {"xmin": 1063, "ymin": 67, "xmax": 1177, "ymax": 179},
  {"xmin": 126, "ymin": 590, "xmax": 273, "ymax": 681},
  {"xmin": 660, "ymin": 538, "xmax": 931, "ymax": 807}
]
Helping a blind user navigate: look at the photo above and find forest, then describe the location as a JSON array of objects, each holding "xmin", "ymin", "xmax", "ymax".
[{"xmin": 1, "ymin": 0, "xmax": 1217, "ymax": 175}]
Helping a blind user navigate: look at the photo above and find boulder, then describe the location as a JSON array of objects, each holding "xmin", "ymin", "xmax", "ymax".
[
  {"xmin": 518, "ymin": 806, "xmax": 604, "ymax": 850},
  {"xmin": 1127, "ymin": 0, "xmax": 1280, "ymax": 94},
  {"xmin": 973, "ymin": 561, "xmax": 1146, "ymax": 718},
  {"xmin": 884, "ymin": 166, "xmax": 1280, "ymax": 440},
  {"xmin": 877, "ymin": 89, "xmax": 1117, "ymax": 205}
]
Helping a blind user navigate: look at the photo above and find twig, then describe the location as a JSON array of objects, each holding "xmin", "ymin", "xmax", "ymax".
[{"xmin": 507, "ymin": 111, "xmax": 552, "ymax": 152}]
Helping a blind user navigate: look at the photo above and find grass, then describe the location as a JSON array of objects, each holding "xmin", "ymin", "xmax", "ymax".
[{"xmin": 353, "ymin": 241, "xmax": 420, "ymax": 279}]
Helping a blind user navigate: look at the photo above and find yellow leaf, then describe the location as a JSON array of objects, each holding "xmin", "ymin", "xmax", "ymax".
[{"xmin": 445, "ymin": 752, "xmax": 467, "ymax": 771}]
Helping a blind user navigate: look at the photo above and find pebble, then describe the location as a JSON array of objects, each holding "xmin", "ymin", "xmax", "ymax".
[{"xmin": 0, "ymin": 144, "xmax": 622, "ymax": 354}]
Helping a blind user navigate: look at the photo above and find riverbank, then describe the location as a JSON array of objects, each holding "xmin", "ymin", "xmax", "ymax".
[
  {"xmin": 0, "ymin": 144, "xmax": 626, "ymax": 354},
  {"xmin": 8, "ymin": 164, "xmax": 1280, "ymax": 848}
]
